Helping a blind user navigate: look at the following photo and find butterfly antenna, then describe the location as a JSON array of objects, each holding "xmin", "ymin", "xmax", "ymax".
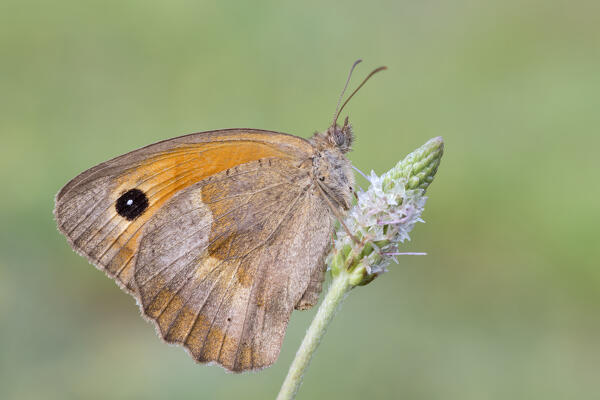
[
  {"xmin": 332, "ymin": 59, "xmax": 363, "ymax": 127},
  {"xmin": 333, "ymin": 65, "xmax": 388, "ymax": 126}
]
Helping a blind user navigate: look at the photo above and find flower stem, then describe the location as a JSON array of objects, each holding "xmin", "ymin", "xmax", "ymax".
[{"xmin": 276, "ymin": 269, "xmax": 353, "ymax": 400}]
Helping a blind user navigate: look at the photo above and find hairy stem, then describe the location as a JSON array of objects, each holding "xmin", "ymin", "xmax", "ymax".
[{"xmin": 276, "ymin": 270, "xmax": 352, "ymax": 400}]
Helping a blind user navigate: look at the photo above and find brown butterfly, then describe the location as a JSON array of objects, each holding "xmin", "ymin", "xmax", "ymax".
[{"xmin": 54, "ymin": 61, "xmax": 386, "ymax": 372}]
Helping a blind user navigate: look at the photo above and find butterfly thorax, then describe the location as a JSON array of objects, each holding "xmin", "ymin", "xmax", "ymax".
[{"xmin": 310, "ymin": 122, "xmax": 355, "ymax": 211}]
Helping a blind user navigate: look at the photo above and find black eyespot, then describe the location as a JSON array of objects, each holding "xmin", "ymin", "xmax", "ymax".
[
  {"xmin": 319, "ymin": 176, "xmax": 325, "ymax": 181},
  {"xmin": 115, "ymin": 189, "xmax": 149, "ymax": 220}
]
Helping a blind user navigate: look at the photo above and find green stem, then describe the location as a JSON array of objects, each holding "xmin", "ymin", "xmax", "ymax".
[{"xmin": 276, "ymin": 270, "xmax": 353, "ymax": 400}]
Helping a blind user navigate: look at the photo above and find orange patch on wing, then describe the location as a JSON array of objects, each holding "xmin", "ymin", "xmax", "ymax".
[
  {"xmin": 99, "ymin": 141, "xmax": 291, "ymax": 286},
  {"xmin": 236, "ymin": 343, "xmax": 254, "ymax": 370},
  {"xmin": 116, "ymin": 141, "xmax": 293, "ymax": 191},
  {"xmin": 155, "ymin": 291, "xmax": 185, "ymax": 333},
  {"xmin": 146, "ymin": 286, "xmax": 176, "ymax": 319},
  {"xmin": 216, "ymin": 332, "xmax": 243, "ymax": 370},
  {"xmin": 164, "ymin": 305, "xmax": 198, "ymax": 342},
  {"xmin": 236, "ymin": 264, "xmax": 254, "ymax": 287},
  {"xmin": 186, "ymin": 314, "xmax": 212, "ymax": 356},
  {"xmin": 201, "ymin": 326, "xmax": 226, "ymax": 361}
]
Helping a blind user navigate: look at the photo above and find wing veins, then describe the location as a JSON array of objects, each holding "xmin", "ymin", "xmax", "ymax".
[
  {"xmin": 181, "ymin": 239, "xmax": 236, "ymax": 347},
  {"xmin": 134, "ymin": 181, "xmax": 298, "ymax": 269},
  {"xmin": 232, "ymin": 186, "xmax": 309, "ymax": 369},
  {"xmin": 114, "ymin": 251, "xmax": 135, "ymax": 278},
  {"xmin": 204, "ymin": 181, "xmax": 289, "ymax": 205},
  {"xmin": 134, "ymin": 185, "xmax": 292, "ymax": 279},
  {"xmin": 150, "ymin": 238, "xmax": 233, "ymax": 334}
]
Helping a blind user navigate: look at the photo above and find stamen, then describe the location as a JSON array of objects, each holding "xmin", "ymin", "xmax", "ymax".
[{"xmin": 352, "ymin": 165, "xmax": 371, "ymax": 182}]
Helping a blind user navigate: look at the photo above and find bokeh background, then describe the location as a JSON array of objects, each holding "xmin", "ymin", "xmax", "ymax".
[{"xmin": 2, "ymin": 1, "xmax": 599, "ymax": 399}]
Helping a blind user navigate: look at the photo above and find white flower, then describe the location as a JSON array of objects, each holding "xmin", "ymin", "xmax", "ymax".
[
  {"xmin": 333, "ymin": 169, "xmax": 428, "ymax": 277},
  {"xmin": 328, "ymin": 136, "xmax": 443, "ymax": 285}
]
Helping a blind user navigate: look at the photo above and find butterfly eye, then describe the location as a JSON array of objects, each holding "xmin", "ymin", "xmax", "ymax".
[
  {"xmin": 319, "ymin": 176, "xmax": 325, "ymax": 182},
  {"xmin": 116, "ymin": 189, "xmax": 149, "ymax": 220}
]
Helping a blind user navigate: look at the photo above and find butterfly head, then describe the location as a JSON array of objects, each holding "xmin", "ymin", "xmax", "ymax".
[
  {"xmin": 312, "ymin": 116, "xmax": 354, "ymax": 154},
  {"xmin": 327, "ymin": 116, "xmax": 354, "ymax": 153}
]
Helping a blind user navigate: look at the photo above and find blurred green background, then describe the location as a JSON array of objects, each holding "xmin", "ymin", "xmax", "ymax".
[{"xmin": 1, "ymin": 0, "xmax": 599, "ymax": 399}]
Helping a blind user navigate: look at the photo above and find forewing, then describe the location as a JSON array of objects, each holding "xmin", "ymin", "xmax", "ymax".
[
  {"xmin": 134, "ymin": 159, "xmax": 334, "ymax": 371},
  {"xmin": 54, "ymin": 129, "xmax": 313, "ymax": 292}
]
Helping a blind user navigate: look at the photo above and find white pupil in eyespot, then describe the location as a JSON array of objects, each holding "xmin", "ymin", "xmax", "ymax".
[{"xmin": 126, "ymin": 199, "xmax": 133, "ymax": 206}]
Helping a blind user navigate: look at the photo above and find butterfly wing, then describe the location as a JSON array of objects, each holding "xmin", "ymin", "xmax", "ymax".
[
  {"xmin": 54, "ymin": 129, "xmax": 333, "ymax": 371},
  {"xmin": 54, "ymin": 129, "xmax": 314, "ymax": 292},
  {"xmin": 134, "ymin": 158, "xmax": 333, "ymax": 371}
]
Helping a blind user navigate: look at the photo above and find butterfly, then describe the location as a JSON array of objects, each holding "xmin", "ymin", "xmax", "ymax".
[{"xmin": 54, "ymin": 61, "xmax": 386, "ymax": 372}]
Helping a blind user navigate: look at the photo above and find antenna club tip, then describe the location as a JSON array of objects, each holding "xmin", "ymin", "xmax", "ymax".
[{"xmin": 332, "ymin": 61, "xmax": 388, "ymax": 127}]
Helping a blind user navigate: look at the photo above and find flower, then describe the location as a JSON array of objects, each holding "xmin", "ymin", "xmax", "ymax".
[{"xmin": 329, "ymin": 136, "xmax": 444, "ymax": 286}]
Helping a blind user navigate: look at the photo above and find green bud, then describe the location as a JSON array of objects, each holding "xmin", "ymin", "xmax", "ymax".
[{"xmin": 385, "ymin": 136, "xmax": 444, "ymax": 192}]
